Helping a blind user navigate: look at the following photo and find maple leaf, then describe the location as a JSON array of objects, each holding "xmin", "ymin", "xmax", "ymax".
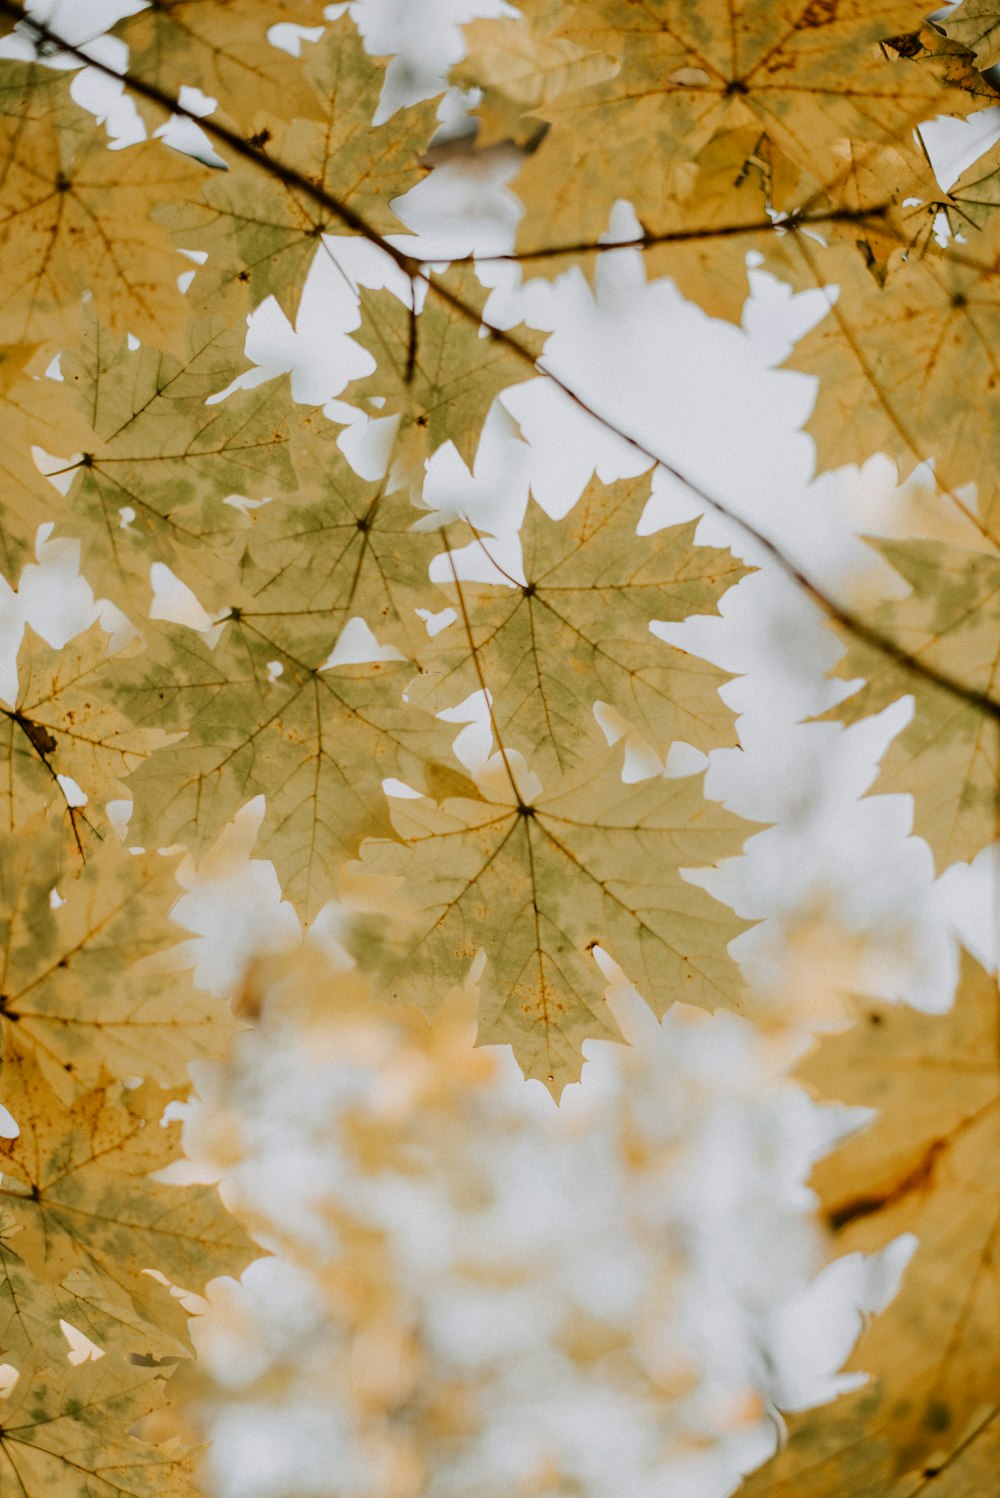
[
  {"xmin": 231, "ymin": 411, "xmax": 454, "ymax": 658},
  {"xmin": 792, "ymin": 951, "xmax": 1000, "ymax": 1477},
  {"xmin": 0, "ymin": 1032, "xmax": 257, "ymax": 1333},
  {"xmin": 0, "ymin": 1352, "xmax": 196, "ymax": 1496},
  {"xmin": 456, "ymin": 7, "xmax": 618, "ymax": 149},
  {"xmin": 345, "ymin": 266, "xmax": 545, "ymax": 471},
  {"xmin": 408, "ymin": 475, "xmax": 750, "ymax": 777},
  {"xmin": 0, "ymin": 344, "xmax": 92, "ymax": 580},
  {"xmin": 0, "ymin": 60, "xmax": 210, "ymax": 355},
  {"xmin": 784, "ymin": 232, "xmax": 1000, "ymax": 537},
  {"xmin": 466, "ymin": 0, "xmax": 972, "ymax": 258},
  {"xmin": 105, "ymin": 616, "xmax": 463, "ymax": 920},
  {"xmin": 159, "ymin": 17, "xmax": 439, "ymax": 325},
  {"xmin": 113, "ymin": 0, "xmax": 326, "ymax": 137},
  {"xmin": 0, "ymin": 813, "xmax": 235, "ymax": 1097},
  {"xmin": 941, "ymin": 0, "xmax": 1000, "ymax": 68},
  {"xmin": 349, "ymin": 745, "xmax": 751, "ymax": 1092},
  {"xmin": 738, "ymin": 1384, "xmax": 895, "ymax": 1496},
  {"xmin": 0, "ymin": 623, "xmax": 169, "ymax": 856},
  {"xmin": 58, "ymin": 308, "xmax": 296, "ymax": 616},
  {"xmin": 740, "ymin": 953, "xmax": 1000, "ymax": 1495},
  {"xmin": 822, "ymin": 538, "xmax": 1000, "ymax": 870},
  {"xmin": 0, "ymin": 1237, "xmax": 185, "ymax": 1367}
]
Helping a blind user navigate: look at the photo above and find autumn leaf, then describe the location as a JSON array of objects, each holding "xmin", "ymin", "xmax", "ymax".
[
  {"xmin": 105, "ymin": 616, "xmax": 463, "ymax": 920},
  {"xmin": 58, "ymin": 308, "xmax": 296, "ymax": 615},
  {"xmin": 0, "ymin": 60, "xmax": 211, "ymax": 355},
  {"xmin": 0, "ymin": 814, "xmax": 235, "ymax": 1097},
  {"xmin": 791, "ymin": 952, "xmax": 1000, "ymax": 1476},
  {"xmin": 456, "ymin": 6, "xmax": 617, "ymax": 149},
  {"xmin": 408, "ymin": 475, "xmax": 750, "ymax": 777},
  {"xmin": 344, "ymin": 266, "xmax": 545, "ymax": 471},
  {"xmin": 112, "ymin": 0, "xmax": 327, "ymax": 136},
  {"xmin": 231, "ymin": 410, "xmax": 455, "ymax": 658},
  {"xmin": 349, "ymin": 745, "xmax": 751, "ymax": 1091},
  {"xmin": 822, "ymin": 538, "xmax": 1000, "ymax": 869},
  {"xmin": 0, "ymin": 1033, "xmax": 257, "ymax": 1333},
  {"xmin": 0, "ymin": 1238, "xmax": 186, "ymax": 1367},
  {"xmin": 466, "ymin": 0, "xmax": 975, "ymax": 258},
  {"xmin": 0, "ymin": 1352, "xmax": 196, "ymax": 1495},
  {"xmin": 942, "ymin": 0, "xmax": 1000, "ymax": 69},
  {"xmin": 0, "ymin": 623, "xmax": 169, "ymax": 854},
  {"xmin": 784, "ymin": 231, "xmax": 1000, "ymax": 537},
  {"xmin": 0, "ymin": 343, "xmax": 91, "ymax": 579},
  {"xmin": 159, "ymin": 17, "xmax": 438, "ymax": 325}
]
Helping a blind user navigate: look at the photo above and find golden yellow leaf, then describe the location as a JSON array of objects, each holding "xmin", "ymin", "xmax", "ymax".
[
  {"xmin": 785, "ymin": 230, "xmax": 1000, "ymax": 537},
  {"xmin": 942, "ymin": 0, "xmax": 1000, "ymax": 69},
  {"xmin": 349, "ymin": 745, "xmax": 751, "ymax": 1091},
  {"xmin": 797, "ymin": 952, "xmax": 1000, "ymax": 1476},
  {"xmin": 822, "ymin": 538, "xmax": 1000, "ymax": 869},
  {"xmin": 159, "ymin": 17, "xmax": 438, "ymax": 324},
  {"xmin": 0, "ymin": 1032, "xmax": 256, "ymax": 1330},
  {"xmin": 0, "ymin": 814, "xmax": 235, "ymax": 1096},
  {"xmin": 105, "ymin": 618, "xmax": 463, "ymax": 920},
  {"xmin": 408, "ymin": 475, "xmax": 750, "ymax": 777},
  {"xmin": 456, "ymin": 7, "xmax": 617, "ymax": 148},
  {"xmin": 59, "ymin": 308, "xmax": 296, "ymax": 616},
  {"xmin": 0, "ymin": 344, "xmax": 91, "ymax": 579},
  {"xmin": 113, "ymin": 0, "xmax": 327, "ymax": 135},
  {"xmin": 0, "ymin": 623, "xmax": 168, "ymax": 854},
  {"xmin": 0, "ymin": 1351, "xmax": 196, "ymax": 1496},
  {"xmin": 467, "ymin": 0, "xmax": 973, "ymax": 259},
  {"xmin": 345, "ymin": 266, "xmax": 545, "ymax": 470},
  {"xmin": 0, "ymin": 60, "xmax": 210, "ymax": 355}
]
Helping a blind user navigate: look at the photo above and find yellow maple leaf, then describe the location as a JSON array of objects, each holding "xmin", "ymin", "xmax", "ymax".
[
  {"xmin": 784, "ymin": 230, "xmax": 1000, "ymax": 538},
  {"xmin": 349, "ymin": 744, "xmax": 751, "ymax": 1092},
  {"xmin": 822, "ymin": 538, "xmax": 1000, "ymax": 870},
  {"xmin": 0, "ymin": 1351, "xmax": 196, "ymax": 1496},
  {"xmin": 797, "ymin": 952, "xmax": 1000, "ymax": 1476},
  {"xmin": 159, "ymin": 16, "xmax": 438, "ymax": 324},
  {"xmin": 408, "ymin": 475, "xmax": 750, "ymax": 777},
  {"xmin": 113, "ymin": 0, "xmax": 327, "ymax": 136},
  {"xmin": 345, "ymin": 266, "xmax": 545, "ymax": 471},
  {"xmin": 942, "ymin": 0, "xmax": 1000, "ymax": 69},
  {"xmin": 0, "ymin": 343, "xmax": 91, "ymax": 579},
  {"xmin": 0, "ymin": 623, "xmax": 170, "ymax": 856},
  {"xmin": 58, "ymin": 307, "xmax": 296, "ymax": 616},
  {"xmin": 0, "ymin": 813, "xmax": 235, "ymax": 1097},
  {"xmin": 466, "ymin": 0, "xmax": 974, "ymax": 259},
  {"xmin": 0, "ymin": 60, "xmax": 210, "ymax": 355},
  {"xmin": 0, "ymin": 1032, "xmax": 256, "ymax": 1332}
]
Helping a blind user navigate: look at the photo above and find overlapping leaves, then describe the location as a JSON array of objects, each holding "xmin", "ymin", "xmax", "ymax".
[{"xmin": 0, "ymin": 0, "xmax": 996, "ymax": 1489}]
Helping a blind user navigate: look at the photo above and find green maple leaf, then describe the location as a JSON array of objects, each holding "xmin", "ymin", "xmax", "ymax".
[
  {"xmin": 409, "ymin": 474, "xmax": 750, "ymax": 778},
  {"xmin": 159, "ymin": 16, "xmax": 438, "ymax": 324},
  {"xmin": 344, "ymin": 266, "xmax": 545, "ymax": 471},
  {"xmin": 349, "ymin": 744, "xmax": 751, "ymax": 1092},
  {"xmin": 0, "ymin": 814, "xmax": 235, "ymax": 1097},
  {"xmin": 58, "ymin": 308, "xmax": 296, "ymax": 616},
  {"xmin": 105, "ymin": 616, "xmax": 463, "ymax": 920}
]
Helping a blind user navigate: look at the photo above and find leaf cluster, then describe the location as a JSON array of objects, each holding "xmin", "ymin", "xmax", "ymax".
[{"xmin": 0, "ymin": 0, "xmax": 997, "ymax": 1489}]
